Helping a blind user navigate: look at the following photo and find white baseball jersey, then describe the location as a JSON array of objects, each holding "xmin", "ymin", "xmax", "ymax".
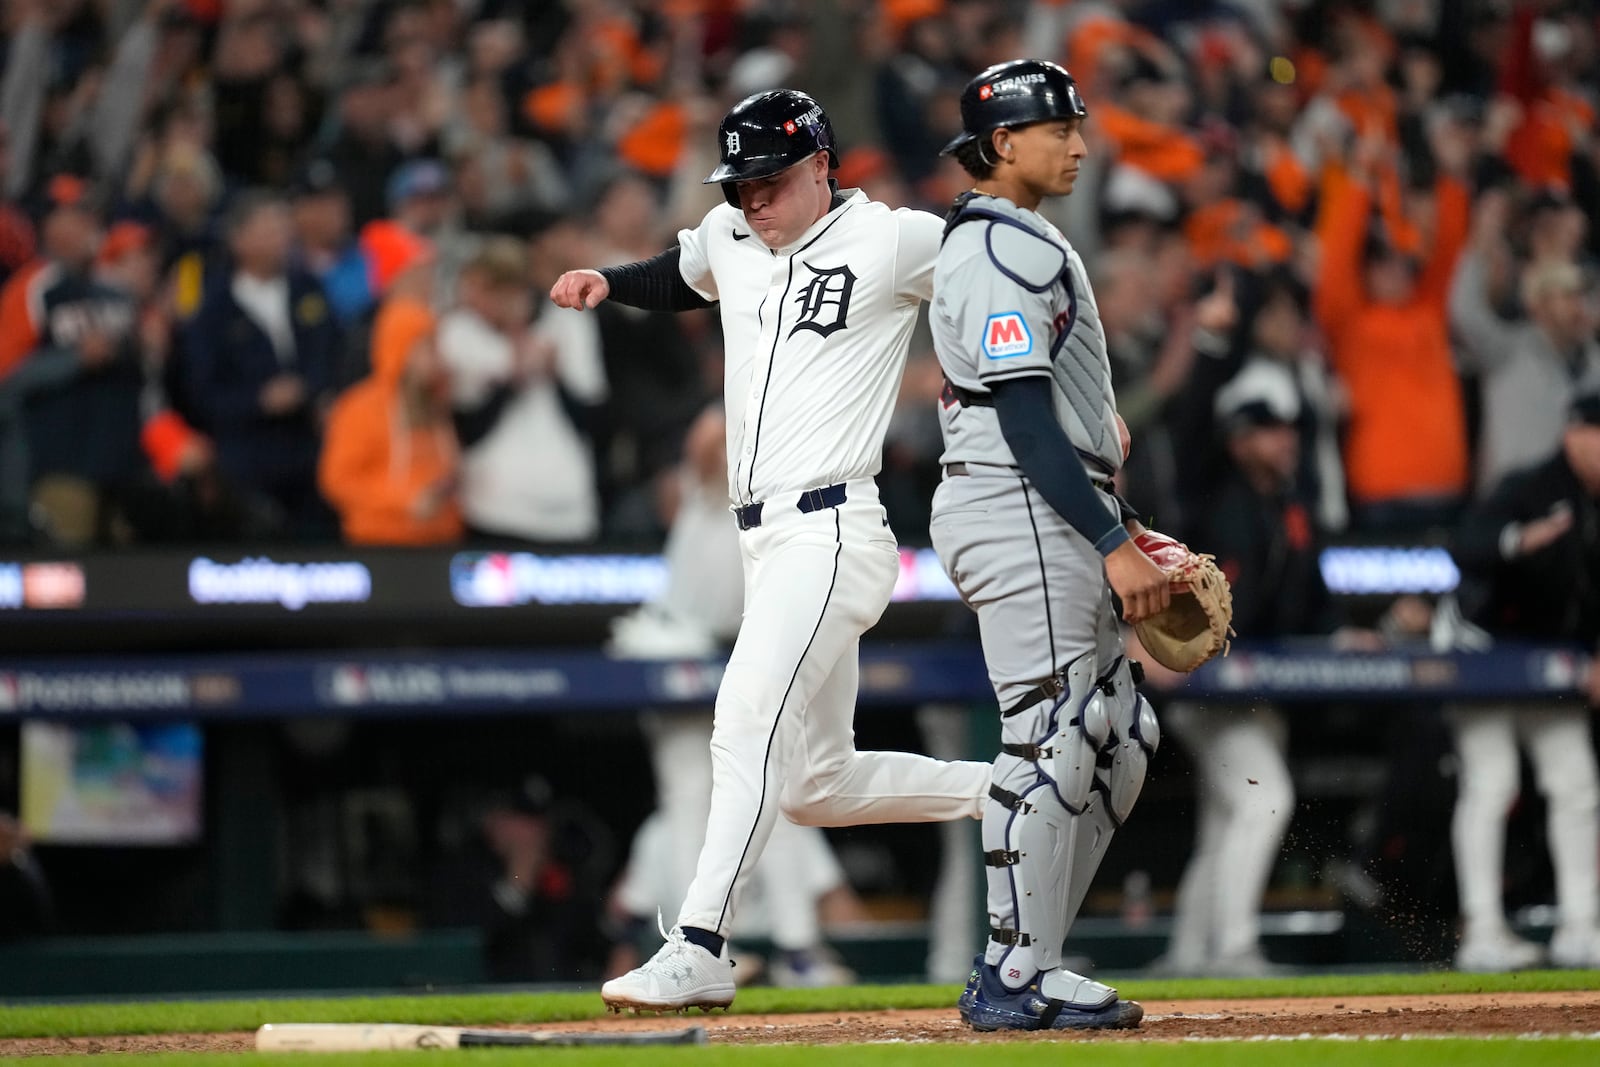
[
  {"xmin": 675, "ymin": 191, "xmax": 944, "ymax": 506},
  {"xmin": 929, "ymin": 194, "xmax": 1121, "ymax": 478}
]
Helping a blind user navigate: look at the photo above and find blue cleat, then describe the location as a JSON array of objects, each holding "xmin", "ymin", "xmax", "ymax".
[
  {"xmin": 955, "ymin": 955, "xmax": 983, "ymax": 1024},
  {"xmin": 964, "ymin": 960, "xmax": 1142, "ymax": 1032}
]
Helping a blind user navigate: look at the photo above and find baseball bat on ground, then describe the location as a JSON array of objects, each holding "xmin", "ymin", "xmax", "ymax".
[{"xmin": 255, "ymin": 1023, "xmax": 707, "ymax": 1051}]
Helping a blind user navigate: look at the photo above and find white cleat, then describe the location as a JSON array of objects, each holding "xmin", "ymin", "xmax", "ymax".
[
  {"xmin": 1550, "ymin": 925, "xmax": 1600, "ymax": 969},
  {"xmin": 1454, "ymin": 928, "xmax": 1546, "ymax": 973},
  {"xmin": 600, "ymin": 921, "xmax": 736, "ymax": 1014}
]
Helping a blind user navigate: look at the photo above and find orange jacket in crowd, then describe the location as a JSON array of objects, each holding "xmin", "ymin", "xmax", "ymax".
[
  {"xmin": 1092, "ymin": 102, "xmax": 1205, "ymax": 183},
  {"xmin": 1498, "ymin": 3, "xmax": 1596, "ymax": 191},
  {"xmin": 1313, "ymin": 170, "xmax": 1471, "ymax": 507},
  {"xmin": 318, "ymin": 296, "xmax": 462, "ymax": 546}
]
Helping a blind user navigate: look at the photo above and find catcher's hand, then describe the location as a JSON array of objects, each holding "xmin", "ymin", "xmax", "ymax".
[{"xmin": 1129, "ymin": 529, "xmax": 1234, "ymax": 673}]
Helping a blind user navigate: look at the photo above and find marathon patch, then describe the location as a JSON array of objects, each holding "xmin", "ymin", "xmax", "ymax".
[{"xmin": 982, "ymin": 312, "xmax": 1033, "ymax": 359}]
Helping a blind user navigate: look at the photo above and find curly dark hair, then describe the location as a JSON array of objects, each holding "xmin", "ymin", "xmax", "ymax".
[{"xmin": 951, "ymin": 137, "xmax": 997, "ymax": 180}]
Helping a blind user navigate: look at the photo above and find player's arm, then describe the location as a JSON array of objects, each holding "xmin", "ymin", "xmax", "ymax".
[
  {"xmin": 550, "ymin": 247, "xmax": 714, "ymax": 312},
  {"xmin": 991, "ymin": 377, "xmax": 1168, "ymax": 621},
  {"xmin": 552, "ymin": 213, "xmax": 720, "ymax": 312},
  {"xmin": 891, "ymin": 209, "xmax": 944, "ymax": 305},
  {"xmin": 992, "ymin": 376, "xmax": 1128, "ymax": 554}
]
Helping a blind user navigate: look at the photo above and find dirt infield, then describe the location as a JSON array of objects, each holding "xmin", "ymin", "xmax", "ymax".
[{"xmin": 6, "ymin": 991, "xmax": 1600, "ymax": 1054}]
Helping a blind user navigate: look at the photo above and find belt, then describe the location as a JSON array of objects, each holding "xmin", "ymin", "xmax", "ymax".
[
  {"xmin": 734, "ymin": 482, "xmax": 847, "ymax": 531},
  {"xmin": 945, "ymin": 462, "xmax": 1111, "ymax": 490}
]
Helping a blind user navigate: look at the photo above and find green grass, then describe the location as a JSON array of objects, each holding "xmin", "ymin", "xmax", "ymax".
[
  {"xmin": 13, "ymin": 1040, "xmax": 1600, "ymax": 1067},
  {"xmin": 2, "ymin": 970, "xmax": 1599, "ymax": 1040}
]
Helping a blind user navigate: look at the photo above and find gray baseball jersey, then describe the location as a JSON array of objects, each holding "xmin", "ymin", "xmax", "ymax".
[{"xmin": 929, "ymin": 194, "xmax": 1121, "ymax": 479}]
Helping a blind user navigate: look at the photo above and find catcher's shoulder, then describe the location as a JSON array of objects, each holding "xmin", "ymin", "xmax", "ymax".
[{"xmin": 949, "ymin": 201, "xmax": 1067, "ymax": 292}]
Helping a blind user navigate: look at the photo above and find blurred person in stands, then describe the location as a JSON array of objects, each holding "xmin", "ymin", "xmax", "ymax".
[
  {"xmin": 0, "ymin": 196, "xmax": 144, "ymax": 546},
  {"xmin": 1495, "ymin": 2, "xmax": 1597, "ymax": 197},
  {"xmin": 1313, "ymin": 123, "xmax": 1473, "ymax": 536},
  {"xmin": 208, "ymin": 2, "xmax": 323, "ymax": 189},
  {"xmin": 384, "ymin": 158, "xmax": 454, "ymax": 244},
  {"xmin": 139, "ymin": 137, "xmax": 227, "ymax": 320},
  {"xmin": 370, "ymin": 157, "xmax": 470, "ymax": 306},
  {"xmin": 380, "ymin": 0, "xmax": 456, "ymax": 161},
  {"xmin": 0, "ymin": 811, "xmax": 50, "ymax": 941},
  {"xmin": 1095, "ymin": 239, "xmax": 1217, "ymax": 531},
  {"xmin": 324, "ymin": 69, "xmax": 408, "ymax": 230},
  {"xmin": 439, "ymin": 225, "xmax": 607, "ymax": 544},
  {"xmin": 1143, "ymin": 363, "xmax": 1357, "ymax": 977},
  {"xmin": 428, "ymin": 777, "xmax": 605, "ymax": 983},
  {"xmin": 1445, "ymin": 388, "xmax": 1600, "ymax": 972},
  {"xmin": 1451, "ymin": 188, "xmax": 1600, "ymax": 498},
  {"xmin": 1522, "ymin": 191, "xmax": 1590, "ymax": 272},
  {"xmin": 871, "ymin": 12, "xmax": 963, "ymax": 189},
  {"xmin": 99, "ymin": 219, "xmax": 261, "ymax": 544},
  {"xmin": 443, "ymin": 75, "xmax": 571, "ymax": 231},
  {"xmin": 319, "ymin": 291, "xmax": 460, "ymax": 547},
  {"xmin": 1172, "ymin": 271, "xmax": 1348, "ymax": 538},
  {"xmin": 181, "ymin": 190, "xmax": 337, "ymax": 537},
  {"xmin": 289, "ymin": 158, "xmax": 374, "ymax": 332},
  {"xmin": 0, "ymin": 121, "xmax": 38, "ymax": 287},
  {"xmin": 1, "ymin": 0, "xmax": 173, "ymax": 198},
  {"xmin": 586, "ymin": 172, "xmax": 709, "ymax": 541}
]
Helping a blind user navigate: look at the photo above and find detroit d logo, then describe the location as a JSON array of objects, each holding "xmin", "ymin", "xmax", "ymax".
[
  {"xmin": 725, "ymin": 131, "xmax": 741, "ymax": 155},
  {"xmin": 790, "ymin": 261, "xmax": 855, "ymax": 339}
]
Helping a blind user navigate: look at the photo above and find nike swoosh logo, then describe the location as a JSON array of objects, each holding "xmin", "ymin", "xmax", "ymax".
[{"xmin": 732, "ymin": 230, "xmax": 751, "ymax": 241}]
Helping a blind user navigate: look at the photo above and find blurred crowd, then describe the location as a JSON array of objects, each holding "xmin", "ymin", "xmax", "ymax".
[{"xmin": 0, "ymin": 0, "xmax": 1596, "ymax": 556}]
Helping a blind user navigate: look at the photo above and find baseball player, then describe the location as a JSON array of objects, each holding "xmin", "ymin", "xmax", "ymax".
[
  {"xmin": 606, "ymin": 405, "xmax": 856, "ymax": 988},
  {"xmin": 928, "ymin": 60, "xmax": 1170, "ymax": 1031},
  {"xmin": 551, "ymin": 89, "xmax": 993, "ymax": 1012}
]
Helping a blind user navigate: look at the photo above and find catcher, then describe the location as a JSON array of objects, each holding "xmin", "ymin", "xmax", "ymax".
[{"xmin": 927, "ymin": 60, "xmax": 1230, "ymax": 1032}]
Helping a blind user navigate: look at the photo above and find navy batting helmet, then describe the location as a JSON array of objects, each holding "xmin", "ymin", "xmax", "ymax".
[
  {"xmin": 940, "ymin": 59, "xmax": 1088, "ymax": 158},
  {"xmin": 704, "ymin": 89, "xmax": 839, "ymax": 207}
]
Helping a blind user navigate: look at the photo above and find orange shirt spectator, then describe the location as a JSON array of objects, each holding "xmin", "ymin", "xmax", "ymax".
[
  {"xmin": 1313, "ymin": 170, "xmax": 1471, "ymax": 513},
  {"xmin": 1183, "ymin": 199, "xmax": 1294, "ymax": 270},
  {"xmin": 318, "ymin": 297, "xmax": 462, "ymax": 546},
  {"xmin": 1497, "ymin": 4, "xmax": 1596, "ymax": 191},
  {"xmin": 1094, "ymin": 102, "xmax": 1205, "ymax": 184}
]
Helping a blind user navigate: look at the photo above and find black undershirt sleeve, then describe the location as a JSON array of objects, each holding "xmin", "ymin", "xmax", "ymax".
[
  {"xmin": 453, "ymin": 384, "xmax": 516, "ymax": 448},
  {"xmin": 597, "ymin": 247, "xmax": 715, "ymax": 312},
  {"xmin": 991, "ymin": 375, "xmax": 1131, "ymax": 557}
]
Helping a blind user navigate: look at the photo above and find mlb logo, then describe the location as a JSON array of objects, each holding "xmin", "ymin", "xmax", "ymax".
[
  {"xmin": 326, "ymin": 666, "xmax": 369, "ymax": 706},
  {"xmin": 978, "ymin": 84, "xmax": 993, "ymax": 100},
  {"xmin": 982, "ymin": 312, "xmax": 1032, "ymax": 359}
]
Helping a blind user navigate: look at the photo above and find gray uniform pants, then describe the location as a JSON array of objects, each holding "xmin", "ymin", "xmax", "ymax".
[
  {"xmin": 930, "ymin": 467, "xmax": 1124, "ymax": 706},
  {"xmin": 931, "ymin": 466, "xmax": 1128, "ymax": 976}
]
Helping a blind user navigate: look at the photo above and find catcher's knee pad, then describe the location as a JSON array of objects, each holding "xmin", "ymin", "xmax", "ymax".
[
  {"xmin": 986, "ymin": 652, "xmax": 1106, "ymax": 972},
  {"xmin": 1053, "ymin": 656, "xmax": 1159, "ymax": 926},
  {"xmin": 1098, "ymin": 656, "xmax": 1159, "ymax": 826}
]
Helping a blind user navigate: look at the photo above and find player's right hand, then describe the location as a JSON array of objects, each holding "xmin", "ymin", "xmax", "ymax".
[
  {"xmin": 550, "ymin": 269, "xmax": 610, "ymax": 310},
  {"xmin": 1105, "ymin": 538, "xmax": 1170, "ymax": 623}
]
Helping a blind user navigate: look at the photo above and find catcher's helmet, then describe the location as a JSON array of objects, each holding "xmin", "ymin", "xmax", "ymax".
[
  {"xmin": 704, "ymin": 89, "xmax": 839, "ymax": 207},
  {"xmin": 940, "ymin": 59, "xmax": 1088, "ymax": 157}
]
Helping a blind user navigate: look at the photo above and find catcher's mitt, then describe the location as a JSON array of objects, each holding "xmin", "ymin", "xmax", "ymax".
[{"xmin": 1130, "ymin": 529, "xmax": 1234, "ymax": 673}]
